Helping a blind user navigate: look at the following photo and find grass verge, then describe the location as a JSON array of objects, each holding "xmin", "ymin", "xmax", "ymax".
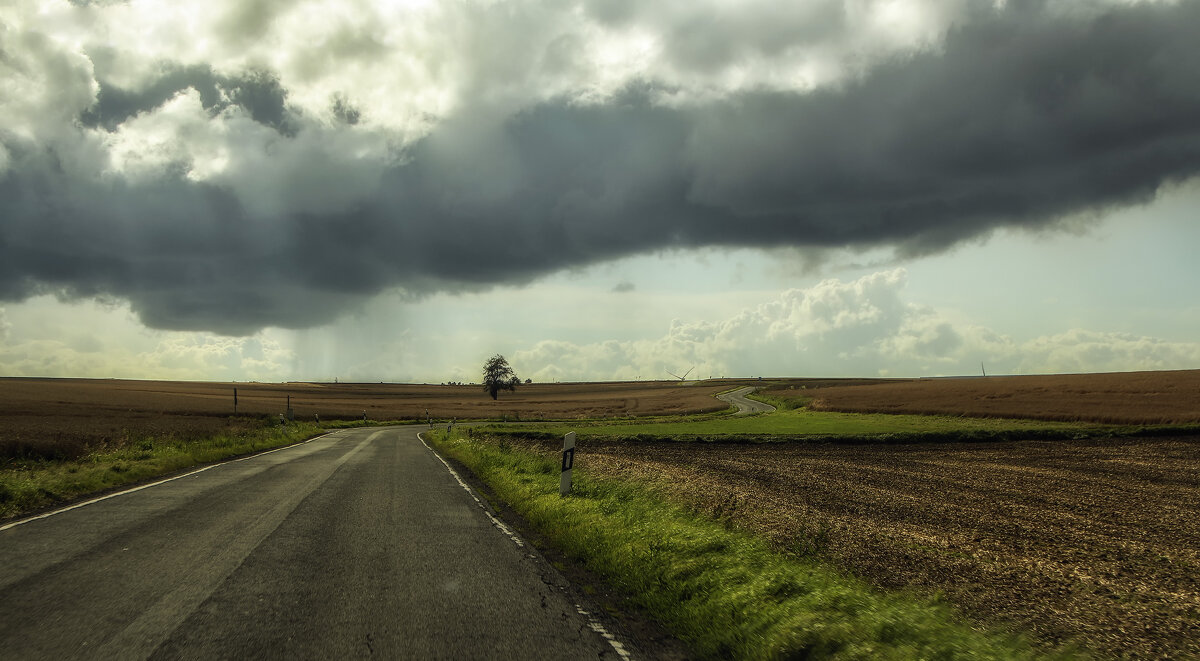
[
  {"xmin": 426, "ymin": 429, "xmax": 1080, "ymax": 660},
  {"xmin": 0, "ymin": 419, "xmax": 326, "ymax": 521}
]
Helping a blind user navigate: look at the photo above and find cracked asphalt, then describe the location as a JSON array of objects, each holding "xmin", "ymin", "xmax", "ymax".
[{"xmin": 0, "ymin": 426, "xmax": 630, "ymax": 660}]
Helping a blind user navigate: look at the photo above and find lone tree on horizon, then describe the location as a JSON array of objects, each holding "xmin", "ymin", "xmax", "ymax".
[{"xmin": 482, "ymin": 354, "xmax": 520, "ymax": 400}]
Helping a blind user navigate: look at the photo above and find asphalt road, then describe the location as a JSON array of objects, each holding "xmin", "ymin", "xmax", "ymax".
[
  {"xmin": 0, "ymin": 427, "xmax": 633, "ymax": 660},
  {"xmin": 716, "ymin": 386, "xmax": 777, "ymax": 415}
]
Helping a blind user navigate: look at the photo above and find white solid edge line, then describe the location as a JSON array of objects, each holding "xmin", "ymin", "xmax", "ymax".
[
  {"xmin": 0, "ymin": 430, "xmax": 340, "ymax": 533},
  {"xmin": 417, "ymin": 431, "xmax": 634, "ymax": 661},
  {"xmin": 417, "ymin": 432, "xmax": 524, "ymax": 548}
]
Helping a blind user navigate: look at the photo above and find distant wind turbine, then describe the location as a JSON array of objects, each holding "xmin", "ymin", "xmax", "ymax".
[{"xmin": 666, "ymin": 366, "xmax": 694, "ymax": 381}]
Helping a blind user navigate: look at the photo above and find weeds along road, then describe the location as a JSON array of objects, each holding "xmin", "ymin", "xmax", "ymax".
[
  {"xmin": 717, "ymin": 386, "xmax": 777, "ymax": 415},
  {"xmin": 0, "ymin": 426, "xmax": 630, "ymax": 660}
]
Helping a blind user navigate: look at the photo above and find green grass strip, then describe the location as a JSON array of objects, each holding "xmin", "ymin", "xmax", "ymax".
[
  {"xmin": 475, "ymin": 407, "xmax": 1113, "ymax": 442},
  {"xmin": 0, "ymin": 419, "xmax": 326, "ymax": 520},
  {"xmin": 427, "ymin": 430, "xmax": 1082, "ymax": 661}
]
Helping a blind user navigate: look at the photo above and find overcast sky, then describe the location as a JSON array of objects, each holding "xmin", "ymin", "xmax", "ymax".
[{"xmin": 2, "ymin": 0, "xmax": 1199, "ymax": 382}]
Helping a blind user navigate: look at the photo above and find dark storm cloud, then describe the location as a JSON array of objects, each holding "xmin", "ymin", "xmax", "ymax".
[
  {"xmin": 360, "ymin": 0, "xmax": 1200, "ymax": 277},
  {"xmin": 3, "ymin": 0, "xmax": 1200, "ymax": 334},
  {"xmin": 681, "ymin": 0, "xmax": 1200, "ymax": 256},
  {"xmin": 80, "ymin": 61, "xmax": 296, "ymax": 135}
]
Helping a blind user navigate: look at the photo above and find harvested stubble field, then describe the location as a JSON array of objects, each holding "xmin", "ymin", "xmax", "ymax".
[
  {"xmin": 774, "ymin": 369, "xmax": 1200, "ymax": 424},
  {"xmin": 497, "ymin": 433, "xmax": 1200, "ymax": 660},
  {"xmin": 0, "ymin": 377, "xmax": 727, "ymax": 459}
]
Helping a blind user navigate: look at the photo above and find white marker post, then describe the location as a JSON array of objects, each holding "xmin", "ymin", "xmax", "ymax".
[{"xmin": 560, "ymin": 432, "xmax": 576, "ymax": 497}]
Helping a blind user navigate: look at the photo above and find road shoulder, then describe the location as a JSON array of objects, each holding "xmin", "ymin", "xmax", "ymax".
[{"xmin": 424, "ymin": 434, "xmax": 693, "ymax": 661}]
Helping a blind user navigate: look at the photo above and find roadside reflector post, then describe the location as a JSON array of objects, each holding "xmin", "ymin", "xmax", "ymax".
[{"xmin": 560, "ymin": 432, "xmax": 576, "ymax": 497}]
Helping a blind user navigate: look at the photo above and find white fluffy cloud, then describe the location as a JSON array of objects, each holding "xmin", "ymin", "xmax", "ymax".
[
  {"xmin": 513, "ymin": 269, "xmax": 1200, "ymax": 380},
  {"xmin": 0, "ymin": 298, "xmax": 293, "ymax": 380},
  {"xmin": 0, "ymin": 335, "xmax": 293, "ymax": 382},
  {"xmin": 1017, "ymin": 329, "xmax": 1200, "ymax": 374},
  {"xmin": 4, "ymin": 268, "xmax": 1199, "ymax": 382}
]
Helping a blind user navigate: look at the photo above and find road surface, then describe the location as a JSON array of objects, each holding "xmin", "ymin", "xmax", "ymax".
[
  {"xmin": 717, "ymin": 386, "xmax": 777, "ymax": 415},
  {"xmin": 0, "ymin": 426, "xmax": 634, "ymax": 660}
]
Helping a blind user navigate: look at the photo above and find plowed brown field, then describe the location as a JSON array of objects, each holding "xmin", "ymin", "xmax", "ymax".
[
  {"xmin": 0, "ymin": 377, "xmax": 728, "ymax": 459},
  {"xmin": 780, "ymin": 369, "xmax": 1200, "ymax": 424},
  {"xmin": 500, "ymin": 434, "xmax": 1200, "ymax": 660}
]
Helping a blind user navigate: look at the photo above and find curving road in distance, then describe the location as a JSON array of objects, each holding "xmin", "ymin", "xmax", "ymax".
[{"xmin": 717, "ymin": 386, "xmax": 777, "ymax": 415}]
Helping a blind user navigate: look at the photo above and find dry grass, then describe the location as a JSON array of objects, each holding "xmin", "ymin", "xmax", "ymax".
[{"xmin": 767, "ymin": 370, "xmax": 1200, "ymax": 424}]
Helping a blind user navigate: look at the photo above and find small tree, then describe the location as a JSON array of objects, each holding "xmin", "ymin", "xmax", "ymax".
[{"xmin": 482, "ymin": 354, "xmax": 520, "ymax": 400}]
